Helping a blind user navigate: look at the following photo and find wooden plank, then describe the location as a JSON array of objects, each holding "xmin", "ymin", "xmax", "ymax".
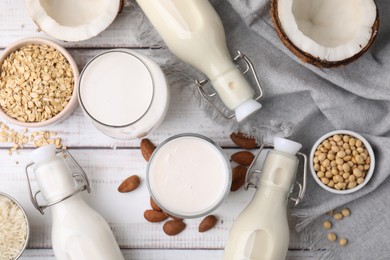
[
  {"xmin": 0, "ymin": 149, "xmax": 307, "ymax": 250},
  {"xmin": 0, "ymin": 0, "xmax": 153, "ymax": 48},
  {"xmin": 0, "ymin": 48, "xmax": 235, "ymax": 149},
  {"xmin": 20, "ymin": 248, "xmax": 318, "ymax": 259}
]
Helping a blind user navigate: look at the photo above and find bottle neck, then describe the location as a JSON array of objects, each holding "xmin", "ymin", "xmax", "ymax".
[
  {"xmin": 33, "ymin": 156, "xmax": 78, "ymax": 204},
  {"xmin": 258, "ymin": 150, "xmax": 299, "ymax": 193}
]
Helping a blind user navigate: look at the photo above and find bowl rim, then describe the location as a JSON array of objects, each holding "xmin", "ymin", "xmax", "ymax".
[
  {"xmin": 0, "ymin": 192, "xmax": 30, "ymax": 259},
  {"xmin": 146, "ymin": 133, "xmax": 232, "ymax": 219},
  {"xmin": 309, "ymin": 130, "xmax": 376, "ymax": 194},
  {"xmin": 0, "ymin": 37, "xmax": 79, "ymax": 127}
]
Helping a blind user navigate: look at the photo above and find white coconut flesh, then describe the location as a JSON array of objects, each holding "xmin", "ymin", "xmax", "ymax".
[
  {"xmin": 278, "ymin": 0, "xmax": 377, "ymax": 62},
  {"xmin": 25, "ymin": 0, "xmax": 120, "ymax": 42}
]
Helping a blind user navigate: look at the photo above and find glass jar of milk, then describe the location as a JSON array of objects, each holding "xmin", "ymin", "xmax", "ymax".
[
  {"xmin": 78, "ymin": 50, "xmax": 169, "ymax": 139},
  {"xmin": 146, "ymin": 133, "xmax": 231, "ymax": 219}
]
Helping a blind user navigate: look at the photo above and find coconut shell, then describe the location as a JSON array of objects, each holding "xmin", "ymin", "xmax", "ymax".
[{"xmin": 270, "ymin": 0, "xmax": 380, "ymax": 68}]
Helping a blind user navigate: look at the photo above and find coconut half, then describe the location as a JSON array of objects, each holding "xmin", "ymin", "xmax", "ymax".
[
  {"xmin": 25, "ymin": 0, "xmax": 122, "ymax": 42},
  {"xmin": 271, "ymin": 0, "xmax": 380, "ymax": 67}
]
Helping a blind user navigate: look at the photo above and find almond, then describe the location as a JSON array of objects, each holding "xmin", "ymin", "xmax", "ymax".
[
  {"xmin": 231, "ymin": 175, "xmax": 246, "ymax": 192},
  {"xmin": 150, "ymin": 197, "xmax": 162, "ymax": 212},
  {"xmin": 198, "ymin": 215, "xmax": 218, "ymax": 232},
  {"xmin": 232, "ymin": 165, "xmax": 247, "ymax": 182},
  {"xmin": 230, "ymin": 132, "xmax": 257, "ymax": 149},
  {"xmin": 140, "ymin": 138, "xmax": 156, "ymax": 161},
  {"xmin": 117, "ymin": 175, "xmax": 141, "ymax": 193},
  {"xmin": 163, "ymin": 220, "xmax": 186, "ymax": 236},
  {"xmin": 231, "ymin": 151, "xmax": 255, "ymax": 166},
  {"xmin": 167, "ymin": 213, "xmax": 183, "ymax": 221},
  {"xmin": 144, "ymin": 210, "xmax": 168, "ymax": 223}
]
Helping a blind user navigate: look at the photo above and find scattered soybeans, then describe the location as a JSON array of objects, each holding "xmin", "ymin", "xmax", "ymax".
[
  {"xmin": 323, "ymin": 209, "xmax": 351, "ymax": 247},
  {"xmin": 341, "ymin": 208, "xmax": 350, "ymax": 217},
  {"xmin": 312, "ymin": 134, "xmax": 371, "ymax": 191},
  {"xmin": 339, "ymin": 238, "xmax": 348, "ymax": 247},
  {"xmin": 323, "ymin": 220, "xmax": 332, "ymax": 230},
  {"xmin": 327, "ymin": 232, "xmax": 337, "ymax": 242},
  {"xmin": 333, "ymin": 213, "xmax": 343, "ymax": 221}
]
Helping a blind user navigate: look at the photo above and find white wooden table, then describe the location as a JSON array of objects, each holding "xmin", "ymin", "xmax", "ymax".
[{"xmin": 0, "ymin": 1, "xmax": 314, "ymax": 259}]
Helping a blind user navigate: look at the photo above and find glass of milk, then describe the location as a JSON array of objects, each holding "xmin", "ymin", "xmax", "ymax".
[
  {"xmin": 146, "ymin": 133, "xmax": 231, "ymax": 219},
  {"xmin": 78, "ymin": 49, "xmax": 169, "ymax": 139}
]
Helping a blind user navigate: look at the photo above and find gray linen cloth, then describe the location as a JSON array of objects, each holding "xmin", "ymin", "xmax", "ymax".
[
  {"xmin": 132, "ymin": 0, "xmax": 390, "ymax": 259},
  {"xmin": 218, "ymin": 0, "xmax": 390, "ymax": 259}
]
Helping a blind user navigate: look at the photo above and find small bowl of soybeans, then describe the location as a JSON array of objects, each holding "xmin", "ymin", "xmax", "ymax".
[{"xmin": 310, "ymin": 130, "xmax": 375, "ymax": 194}]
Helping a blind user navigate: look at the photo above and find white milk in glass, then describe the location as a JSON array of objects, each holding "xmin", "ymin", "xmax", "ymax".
[
  {"xmin": 147, "ymin": 134, "xmax": 231, "ymax": 218},
  {"xmin": 78, "ymin": 50, "xmax": 169, "ymax": 139}
]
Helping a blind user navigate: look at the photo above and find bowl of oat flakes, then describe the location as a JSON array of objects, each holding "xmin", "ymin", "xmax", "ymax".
[{"xmin": 0, "ymin": 37, "xmax": 79, "ymax": 127}]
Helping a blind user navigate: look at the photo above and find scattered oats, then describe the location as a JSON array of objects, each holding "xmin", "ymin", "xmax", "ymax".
[{"xmin": 0, "ymin": 121, "xmax": 65, "ymax": 155}]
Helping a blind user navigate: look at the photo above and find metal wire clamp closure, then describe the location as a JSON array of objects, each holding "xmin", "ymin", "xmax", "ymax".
[
  {"xmin": 244, "ymin": 143, "xmax": 307, "ymax": 206},
  {"xmin": 25, "ymin": 150, "xmax": 91, "ymax": 215},
  {"xmin": 195, "ymin": 50, "xmax": 264, "ymax": 120}
]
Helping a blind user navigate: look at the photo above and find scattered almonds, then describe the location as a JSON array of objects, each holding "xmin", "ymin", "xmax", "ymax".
[
  {"xmin": 230, "ymin": 132, "xmax": 257, "ymax": 149},
  {"xmin": 313, "ymin": 134, "xmax": 371, "ymax": 191},
  {"xmin": 117, "ymin": 175, "xmax": 141, "ymax": 193},
  {"xmin": 231, "ymin": 151, "xmax": 254, "ymax": 166},
  {"xmin": 198, "ymin": 215, "xmax": 218, "ymax": 233},
  {"xmin": 163, "ymin": 220, "xmax": 186, "ymax": 236},
  {"xmin": 143, "ymin": 210, "xmax": 168, "ymax": 223},
  {"xmin": 0, "ymin": 44, "xmax": 74, "ymax": 122},
  {"xmin": 150, "ymin": 197, "xmax": 162, "ymax": 212},
  {"xmin": 140, "ymin": 138, "xmax": 155, "ymax": 161}
]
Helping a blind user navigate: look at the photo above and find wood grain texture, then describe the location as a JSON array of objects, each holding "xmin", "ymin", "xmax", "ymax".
[
  {"xmin": 0, "ymin": 0, "xmax": 152, "ymax": 48},
  {"xmin": 0, "ymin": 149, "xmax": 307, "ymax": 250},
  {"xmin": 20, "ymin": 249, "xmax": 317, "ymax": 259}
]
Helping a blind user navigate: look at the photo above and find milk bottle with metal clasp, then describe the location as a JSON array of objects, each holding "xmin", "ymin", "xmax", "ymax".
[
  {"xmin": 223, "ymin": 137, "xmax": 307, "ymax": 260},
  {"xmin": 136, "ymin": 0, "xmax": 264, "ymax": 121},
  {"xmin": 25, "ymin": 145, "xmax": 124, "ymax": 260}
]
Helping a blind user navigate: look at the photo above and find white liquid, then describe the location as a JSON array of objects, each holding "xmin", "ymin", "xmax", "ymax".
[
  {"xmin": 148, "ymin": 136, "xmax": 229, "ymax": 217},
  {"xmin": 136, "ymin": 0, "xmax": 256, "ymax": 111},
  {"xmin": 32, "ymin": 148, "xmax": 124, "ymax": 260},
  {"xmin": 223, "ymin": 150, "xmax": 299, "ymax": 260},
  {"xmin": 79, "ymin": 51, "xmax": 154, "ymax": 126}
]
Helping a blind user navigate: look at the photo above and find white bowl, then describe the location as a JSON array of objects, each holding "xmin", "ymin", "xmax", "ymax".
[
  {"xmin": 0, "ymin": 192, "xmax": 30, "ymax": 259},
  {"xmin": 310, "ymin": 130, "xmax": 375, "ymax": 194},
  {"xmin": 0, "ymin": 37, "xmax": 79, "ymax": 127}
]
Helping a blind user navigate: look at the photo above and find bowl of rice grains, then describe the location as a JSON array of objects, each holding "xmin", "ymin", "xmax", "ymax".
[
  {"xmin": 0, "ymin": 192, "xmax": 30, "ymax": 259},
  {"xmin": 0, "ymin": 37, "xmax": 79, "ymax": 127}
]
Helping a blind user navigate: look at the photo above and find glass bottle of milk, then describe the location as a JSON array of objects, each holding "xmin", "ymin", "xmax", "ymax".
[
  {"xmin": 223, "ymin": 137, "xmax": 302, "ymax": 260},
  {"xmin": 136, "ymin": 0, "xmax": 262, "ymax": 121},
  {"xmin": 28, "ymin": 145, "xmax": 124, "ymax": 260}
]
